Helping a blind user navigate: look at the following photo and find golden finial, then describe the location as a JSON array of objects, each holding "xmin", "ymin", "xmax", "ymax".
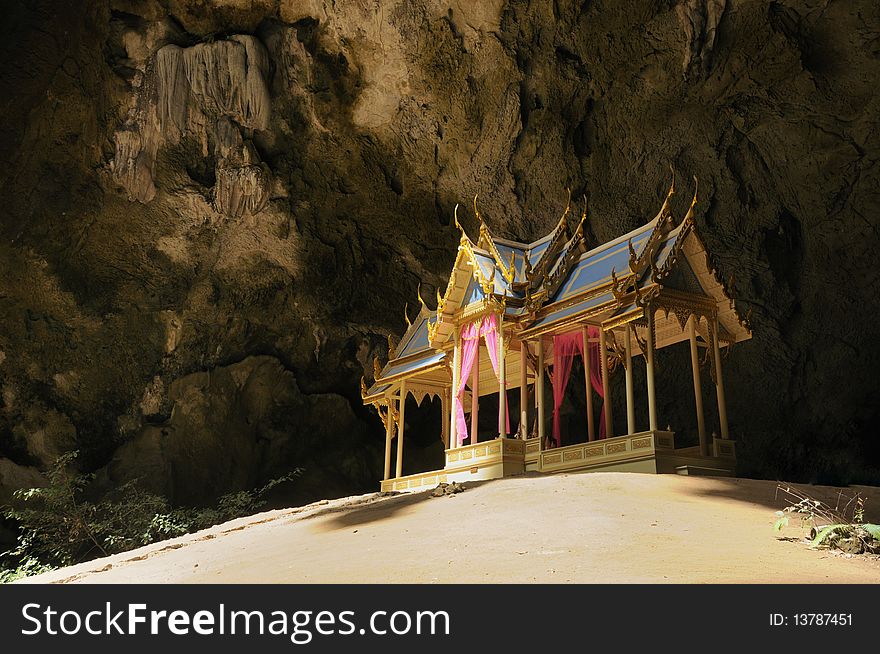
[
  {"xmin": 360, "ymin": 376, "xmax": 368, "ymax": 399},
  {"xmin": 436, "ymin": 288, "xmax": 443, "ymax": 309},
  {"xmin": 524, "ymin": 249, "xmax": 532, "ymax": 278},
  {"xmin": 403, "ymin": 302, "xmax": 411, "ymax": 328},
  {"xmin": 654, "ymin": 165, "xmax": 677, "ymax": 227},
  {"xmin": 473, "ymin": 193, "xmax": 483, "ymax": 226},
  {"xmin": 387, "ymin": 333, "xmax": 396, "ymax": 355},
  {"xmin": 677, "ymin": 176, "xmax": 699, "ymax": 229},
  {"xmin": 627, "ymin": 238, "xmax": 638, "ymax": 273},
  {"xmin": 509, "ymin": 250, "xmax": 517, "ymax": 279},
  {"xmin": 555, "ymin": 187, "xmax": 572, "ymax": 233},
  {"xmin": 483, "ymin": 265, "xmax": 496, "ymax": 294},
  {"xmin": 417, "ymin": 283, "xmax": 428, "ymax": 313},
  {"xmin": 574, "ymin": 195, "xmax": 588, "ymax": 237},
  {"xmin": 649, "ymin": 257, "xmax": 664, "ymax": 284},
  {"xmin": 454, "ymin": 203, "xmax": 467, "ymax": 241},
  {"xmin": 373, "ymin": 355, "xmax": 382, "ymax": 379},
  {"xmin": 475, "ymin": 193, "xmax": 495, "ymax": 251}
]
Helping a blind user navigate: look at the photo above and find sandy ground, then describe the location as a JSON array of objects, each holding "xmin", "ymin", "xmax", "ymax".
[{"xmin": 19, "ymin": 472, "xmax": 880, "ymax": 584}]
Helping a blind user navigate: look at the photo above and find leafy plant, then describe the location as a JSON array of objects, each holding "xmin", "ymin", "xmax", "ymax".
[
  {"xmin": 1, "ymin": 452, "xmax": 302, "ymax": 581},
  {"xmin": 773, "ymin": 484, "xmax": 879, "ymax": 555}
]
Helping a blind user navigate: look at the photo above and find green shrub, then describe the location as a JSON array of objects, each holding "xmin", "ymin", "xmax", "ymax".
[
  {"xmin": 773, "ymin": 484, "xmax": 879, "ymax": 555},
  {"xmin": 1, "ymin": 452, "xmax": 301, "ymax": 581}
]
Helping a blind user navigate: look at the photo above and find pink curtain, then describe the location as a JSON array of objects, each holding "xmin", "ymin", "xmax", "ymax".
[
  {"xmin": 454, "ymin": 321, "xmax": 481, "ymax": 446},
  {"xmin": 452, "ymin": 315, "xmax": 510, "ymax": 447},
  {"xmin": 550, "ymin": 328, "xmax": 605, "ymax": 447},
  {"xmin": 482, "ymin": 314, "xmax": 511, "ymax": 437}
]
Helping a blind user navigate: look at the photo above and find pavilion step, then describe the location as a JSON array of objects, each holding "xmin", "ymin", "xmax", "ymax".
[{"xmin": 674, "ymin": 465, "xmax": 734, "ymax": 477}]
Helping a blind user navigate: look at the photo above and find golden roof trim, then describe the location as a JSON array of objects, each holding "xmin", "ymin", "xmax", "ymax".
[
  {"xmin": 473, "ymin": 195, "xmax": 516, "ymax": 284},
  {"xmin": 628, "ymin": 168, "xmax": 677, "ymax": 278},
  {"xmin": 373, "ymin": 360, "xmax": 448, "ymax": 386}
]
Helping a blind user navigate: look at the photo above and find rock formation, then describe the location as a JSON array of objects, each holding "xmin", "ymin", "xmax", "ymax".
[
  {"xmin": 677, "ymin": 0, "xmax": 727, "ymax": 77},
  {"xmin": 112, "ymin": 32, "xmax": 272, "ymax": 215},
  {"xmin": 0, "ymin": 0, "xmax": 878, "ymax": 532}
]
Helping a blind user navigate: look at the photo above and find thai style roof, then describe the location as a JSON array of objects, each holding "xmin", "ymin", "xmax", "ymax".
[{"xmin": 362, "ymin": 174, "xmax": 752, "ymax": 403}]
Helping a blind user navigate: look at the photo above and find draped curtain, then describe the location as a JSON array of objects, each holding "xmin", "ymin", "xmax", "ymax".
[
  {"xmin": 550, "ymin": 328, "xmax": 605, "ymax": 447},
  {"xmin": 453, "ymin": 314, "xmax": 510, "ymax": 447},
  {"xmin": 483, "ymin": 315, "xmax": 511, "ymax": 438}
]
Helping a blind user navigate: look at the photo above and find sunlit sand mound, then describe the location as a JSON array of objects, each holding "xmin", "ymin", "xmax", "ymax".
[{"xmin": 21, "ymin": 473, "xmax": 880, "ymax": 584}]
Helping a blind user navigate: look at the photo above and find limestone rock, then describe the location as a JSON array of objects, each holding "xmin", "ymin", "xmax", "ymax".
[
  {"xmin": 112, "ymin": 33, "xmax": 272, "ymax": 218},
  {"xmin": 110, "ymin": 123, "xmax": 158, "ymax": 203},
  {"xmin": 0, "ymin": 458, "xmax": 46, "ymax": 506},
  {"xmin": 97, "ymin": 356, "xmax": 370, "ymax": 504},
  {"xmin": 676, "ymin": 0, "xmax": 726, "ymax": 77},
  {"xmin": 0, "ymin": 0, "xmax": 879, "ymax": 510},
  {"xmin": 11, "ymin": 405, "xmax": 78, "ymax": 468}
]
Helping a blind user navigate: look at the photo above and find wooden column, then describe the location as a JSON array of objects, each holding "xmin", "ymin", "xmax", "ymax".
[
  {"xmin": 497, "ymin": 316, "xmax": 507, "ymax": 438},
  {"xmin": 688, "ymin": 316, "xmax": 708, "ymax": 455},
  {"xmin": 450, "ymin": 332, "xmax": 461, "ymax": 448},
  {"xmin": 646, "ymin": 310, "xmax": 658, "ymax": 432},
  {"xmin": 519, "ymin": 341, "xmax": 528, "ymax": 439},
  {"xmin": 440, "ymin": 387, "xmax": 451, "ymax": 450},
  {"xmin": 383, "ymin": 399, "xmax": 394, "ymax": 481},
  {"xmin": 536, "ymin": 337, "xmax": 545, "ymax": 450},
  {"xmin": 712, "ymin": 317, "xmax": 730, "ymax": 440},
  {"xmin": 581, "ymin": 326, "xmax": 595, "ymax": 442},
  {"xmin": 395, "ymin": 381, "xmax": 406, "ymax": 478},
  {"xmin": 625, "ymin": 327, "xmax": 635, "ymax": 435},
  {"xmin": 470, "ymin": 344, "xmax": 480, "ymax": 445},
  {"xmin": 599, "ymin": 328, "xmax": 613, "ymax": 438}
]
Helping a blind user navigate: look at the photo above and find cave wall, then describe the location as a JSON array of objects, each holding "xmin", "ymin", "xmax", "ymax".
[{"xmin": 0, "ymin": 0, "xmax": 878, "ymax": 512}]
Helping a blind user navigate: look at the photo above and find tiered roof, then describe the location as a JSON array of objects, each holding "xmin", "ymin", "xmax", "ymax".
[{"xmin": 362, "ymin": 175, "xmax": 751, "ymax": 403}]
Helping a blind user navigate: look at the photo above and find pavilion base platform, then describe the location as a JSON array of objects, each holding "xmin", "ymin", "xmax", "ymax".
[
  {"xmin": 381, "ymin": 431, "xmax": 736, "ymax": 492},
  {"xmin": 380, "ymin": 437, "xmax": 526, "ymax": 492}
]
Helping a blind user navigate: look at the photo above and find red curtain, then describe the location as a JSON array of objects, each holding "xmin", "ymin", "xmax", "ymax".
[{"xmin": 550, "ymin": 328, "xmax": 606, "ymax": 447}]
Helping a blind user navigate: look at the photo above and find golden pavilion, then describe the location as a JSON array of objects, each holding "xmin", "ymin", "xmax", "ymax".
[{"xmin": 362, "ymin": 174, "xmax": 752, "ymax": 492}]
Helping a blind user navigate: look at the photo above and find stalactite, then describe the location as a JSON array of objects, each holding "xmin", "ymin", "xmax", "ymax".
[
  {"xmin": 677, "ymin": 0, "xmax": 727, "ymax": 78},
  {"xmin": 112, "ymin": 35, "xmax": 272, "ymax": 217}
]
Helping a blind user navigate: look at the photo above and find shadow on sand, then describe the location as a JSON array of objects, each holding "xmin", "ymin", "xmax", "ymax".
[
  {"xmin": 676, "ymin": 476, "xmax": 880, "ymax": 522},
  {"xmin": 313, "ymin": 479, "xmax": 499, "ymax": 531},
  {"xmin": 308, "ymin": 472, "xmax": 880, "ymax": 533}
]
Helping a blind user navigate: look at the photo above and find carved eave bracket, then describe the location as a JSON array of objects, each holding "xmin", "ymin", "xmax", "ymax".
[{"xmin": 610, "ymin": 268, "xmax": 638, "ymax": 306}]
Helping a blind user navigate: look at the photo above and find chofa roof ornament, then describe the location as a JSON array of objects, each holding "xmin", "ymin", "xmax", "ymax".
[{"xmin": 628, "ymin": 167, "xmax": 677, "ymax": 278}]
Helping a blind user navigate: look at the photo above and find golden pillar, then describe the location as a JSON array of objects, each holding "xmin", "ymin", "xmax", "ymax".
[
  {"xmin": 470, "ymin": 344, "xmax": 480, "ymax": 444},
  {"xmin": 383, "ymin": 398, "xmax": 393, "ymax": 481},
  {"xmin": 497, "ymin": 315, "xmax": 507, "ymax": 438},
  {"xmin": 519, "ymin": 341, "xmax": 528, "ymax": 439},
  {"xmin": 625, "ymin": 327, "xmax": 635, "ymax": 435},
  {"xmin": 395, "ymin": 380, "xmax": 406, "ymax": 478},
  {"xmin": 450, "ymin": 331, "xmax": 461, "ymax": 448},
  {"xmin": 688, "ymin": 316, "xmax": 708, "ymax": 455},
  {"xmin": 712, "ymin": 317, "xmax": 730, "ymax": 440},
  {"xmin": 536, "ymin": 337, "xmax": 545, "ymax": 449},
  {"xmin": 646, "ymin": 310, "xmax": 658, "ymax": 432},
  {"xmin": 599, "ymin": 328, "xmax": 613, "ymax": 438},
  {"xmin": 581, "ymin": 326, "xmax": 595, "ymax": 442}
]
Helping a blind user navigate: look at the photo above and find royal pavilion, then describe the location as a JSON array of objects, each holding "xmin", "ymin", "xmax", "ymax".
[{"xmin": 362, "ymin": 174, "xmax": 752, "ymax": 492}]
